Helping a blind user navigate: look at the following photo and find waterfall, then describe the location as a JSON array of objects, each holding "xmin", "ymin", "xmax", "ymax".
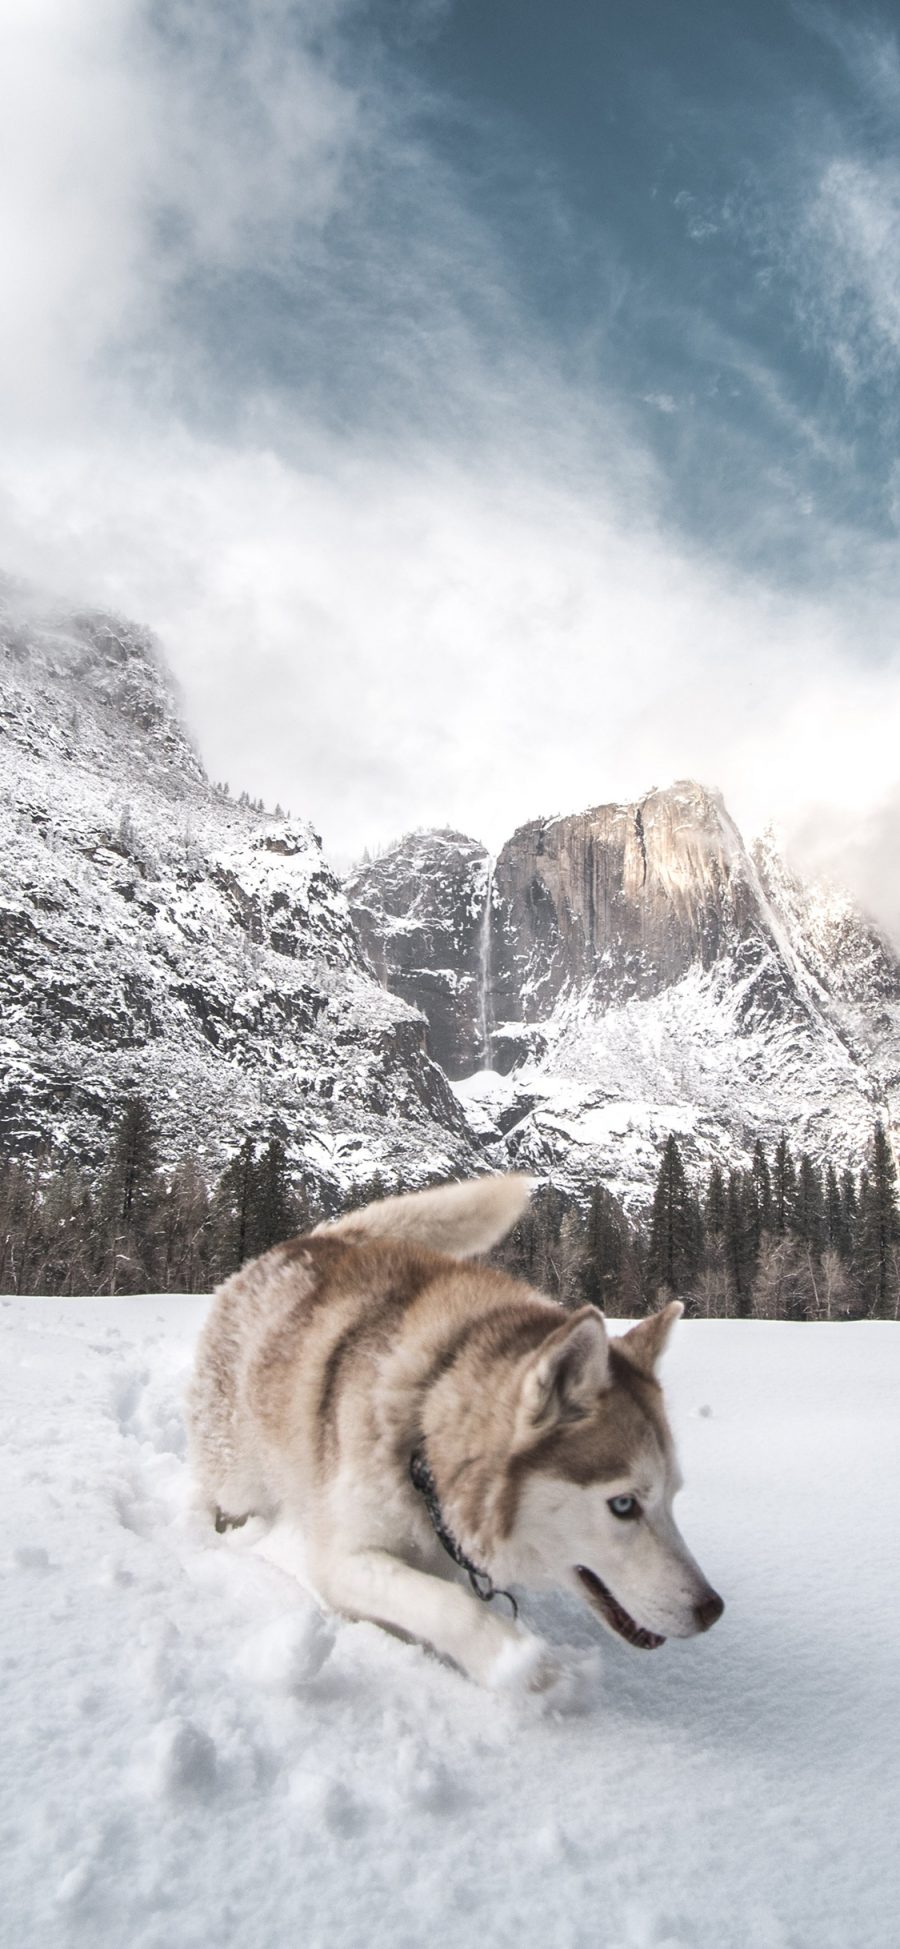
[{"xmin": 477, "ymin": 856, "xmax": 495, "ymax": 1070}]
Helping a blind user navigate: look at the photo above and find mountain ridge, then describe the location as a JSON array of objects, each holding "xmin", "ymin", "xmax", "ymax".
[
  {"xmin": 0, "ymin": 583, "xmax": 477, "ymax": 1203},
  {"xmin": 4, "ymin": 574, "xmax": 898, "ymax": 1219},
  {"xmin": 347, "ymin": 785, "xmax": 900, "ymax": 1209}
]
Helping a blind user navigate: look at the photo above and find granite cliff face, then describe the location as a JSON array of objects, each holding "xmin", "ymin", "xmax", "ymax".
[
  {"xmin": 488, "ymin": 786, "xmax": 761, "ymax": 1017},
  {"xmin": 348, "ymin": 786, "xmax": 900, "ymax": 1207},
  {"xmin": 0, "ymin": 581, "xmax": 475, "ymax": 1201},
  {"xmin": 347, "ymin": 831, "xmax": 490, "ymax": 1077}
]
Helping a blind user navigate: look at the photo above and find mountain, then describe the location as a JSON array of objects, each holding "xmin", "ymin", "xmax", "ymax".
[
  {"xmin": 346, "ymin": 784, "xmax": 900, "ymax": 1209},
  {"xmin": 347, "ymin": 830, "xmax": 492, "ymax": 1077},
  {"xmin": 0, "ymin": 579, "xmax": 476, "ymax": 1202},
  {"xmin": 6, "ymin": 572, "xmax": 897, "ymax": 1221}
]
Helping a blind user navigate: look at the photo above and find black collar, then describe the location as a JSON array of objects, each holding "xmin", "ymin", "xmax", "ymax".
[{"xmin": 409, "ymin": 1444, "xmax": 517, "ymax": 1617}]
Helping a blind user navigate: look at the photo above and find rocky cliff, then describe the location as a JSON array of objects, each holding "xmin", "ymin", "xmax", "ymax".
[
  {"xmin": 6, "ymin": 571, "xmax": 897, "ymax": 1218},
  {"xmin": 488, "ymin": 786, "xmax": 761, "ymax": 1016},
  {"xmin": 347, "ymin": 830, "xmax": 490, "ymax": 1076},
  {"xmin": 0, "ymin": 580, "xmax": 476, "ymax": 1202},
  {"xmin": 348, "ymin": 785, "xmax": 900, "ymax": 1207}
]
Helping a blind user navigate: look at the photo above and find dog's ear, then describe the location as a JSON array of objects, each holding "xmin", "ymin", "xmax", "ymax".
[
  {"xmin": 518, "ymin": 1307, "xmax": 610, "ymax": 1432},
  {"xmin": 619, "ymin": 1300, "xmax": 683, "ymax": 1376}
]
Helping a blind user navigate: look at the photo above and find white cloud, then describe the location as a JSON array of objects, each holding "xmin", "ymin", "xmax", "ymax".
[
  {"xmin": 5, "ymin": 427, "xmax": 900, "ymax": 941},
  {"xmin": 0, "ymin": 0, "xmax": 361, "ymax": 430},
  {"xmin": 1, "ymin": 1, "xmax": 899, "ymax": 944},
  {"xmin": 753, "ymin": 16, "xmax": 900, "ymax": 406},
  {"xmin": 0, "ymin": 0, "xmax": 150, "ymax": 430},
  {"xmin": 803, "ymin": 156, "xmax": 900, "ymax": 385}
]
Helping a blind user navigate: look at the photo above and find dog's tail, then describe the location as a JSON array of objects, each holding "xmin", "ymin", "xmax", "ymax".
[{"xmin": 314, "ymin": 1173, "xmax": 534, "ymax": 1259}]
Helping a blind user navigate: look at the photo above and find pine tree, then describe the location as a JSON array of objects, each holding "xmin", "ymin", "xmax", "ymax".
[
  {"xmin": 772, "ymin": 1134, "xmax": 797, "ymax": 1238},
  {"xmin": 839, "ymin": 1168, "xmax": 858, "ymax": 1265},
  {"xmin": 343, "ymin": 1170, "xmax": 388, "ymax": 1217},
  {"xmin": 583, "ymin": 1183, "xmax": 625, "ymax": 1311},
  {"xmin": 0, "ymin": 1157, "xmax": 43, "ymax": 1293},
  {"xmin": 705, "ymin": 1164, "xmax": 726, "ymax": 1238},
  {"xmin": 724, "ymin": 1171, "xmax": 754, "ymax": 1317},
  {"xmin": 646, "ymin": 1136, "xmax": 700, "ymax": 1302},
  {"xmin": 214, "ymin": 1136, "xmax": 257, "ymax": 1274},
  {"xmin": 99, "ymin": 1096, "xmax": 161, "ymax": 1291},
  {"xmin": 793, "ymin": 1154, "xmax": 825, "ymax": 1256},
  {"xmin": 857, "ymin": 1121, "xmax": 900, "ymax": 1318},
  {"xmin": 824, "ymin": 1164, "xmax": 844, "ymax": 1257},
  {"xmin": 748, "ymin": 1140, "xmax": 773, "ymax": 1253},
  {"xmin": 252, "ymin": 1139, "xmax": 297, "ymax": 1255},
  {"xmin": 34, "ymin": 1162, "xmax": 96, "ymax": 1294},
  {"xmin": 110, "ymin": 1096, "xmax": 159, "ymax": 1226},
  {"xmin": 496, "ymin": 1184, "xmax": 569, "ymax": 1295}
]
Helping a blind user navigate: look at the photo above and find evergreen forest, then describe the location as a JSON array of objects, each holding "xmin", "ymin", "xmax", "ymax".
[{"xmin": 1, "ymin": 1100, "xmax": 898, "ymax": 1319}]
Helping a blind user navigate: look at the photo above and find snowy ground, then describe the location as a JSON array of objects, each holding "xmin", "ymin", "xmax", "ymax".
[{"xmin": 2, "ymin": 1296, "xmax": 898, "ymax": 1949}]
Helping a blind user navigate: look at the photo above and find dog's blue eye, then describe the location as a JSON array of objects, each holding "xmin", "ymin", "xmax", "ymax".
[{"xmin": 607, "ymin": 1494, "xmax": 640, "ymax": 1521}]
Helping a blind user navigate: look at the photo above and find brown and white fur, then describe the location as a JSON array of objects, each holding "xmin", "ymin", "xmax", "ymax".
[{"xmin": 186, "ymin": 1174, "xmax": 723, "ymax": 1692}]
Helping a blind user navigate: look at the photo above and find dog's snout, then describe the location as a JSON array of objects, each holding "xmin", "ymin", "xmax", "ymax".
[{"xmin": 694, "ymin": 1590, "xmax": 725, "ymax": 1632}]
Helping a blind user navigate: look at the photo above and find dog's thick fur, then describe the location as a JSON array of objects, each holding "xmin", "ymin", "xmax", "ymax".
[{"xmin": 187, "ymin": 1175, "xmax": 723, "ymax": 1691}]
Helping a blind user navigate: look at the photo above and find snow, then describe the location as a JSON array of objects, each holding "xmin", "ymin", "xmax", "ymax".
[
  {"xmin": 450, "ymin": 943, "xmax": 895, "ymax": 1208},
  {"xmin": 0, "ymin": 594, "xmax": 477, "ymax": 1197},
  {"xmin": 2, "ymin": 1295, "xmax": 899, "ymax": 1948},
  {"xmin": 350, "ymin": 805, "xmax": 900, "ymax": 1211}
]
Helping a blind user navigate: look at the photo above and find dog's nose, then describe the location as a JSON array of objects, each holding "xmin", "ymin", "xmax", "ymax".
[{"xmin": 694, "ymin": 1590, "xmax": 725, "ymax": 1632}]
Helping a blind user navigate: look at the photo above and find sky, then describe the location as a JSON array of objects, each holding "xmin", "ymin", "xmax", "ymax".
[{"xmin": 2, "ymin": 0, "xmax": 900, "ymax": 927}]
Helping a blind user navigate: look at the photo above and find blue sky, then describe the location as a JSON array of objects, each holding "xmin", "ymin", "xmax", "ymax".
[
  {"xmin": 404, "ymin": 0, "xmax": 898, "ymax": 574},
  {"xmin": 1, "ymin": 0, "xmax": 899, "ymax": 921},
  {"xmin": 145, "ymin": 0, "xmax": 900, "ymax": 580}
]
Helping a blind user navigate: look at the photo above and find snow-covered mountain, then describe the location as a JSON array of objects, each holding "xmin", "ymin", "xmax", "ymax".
[
  {"xmin": 0, "ymin": 579, "xmax": 476, "ymax": 1201},
  {"xmin": 347, "ymin": 785, "xmax": 900, "ymax": 1209},
  {"xmin": 6, "ymin": 573, "xmax": 897, "ymax": 1217}
]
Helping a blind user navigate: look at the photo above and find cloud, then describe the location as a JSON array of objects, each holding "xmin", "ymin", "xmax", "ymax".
[
  {"xmin": 673, "ymin": 189, "xmax": 721, "ymax": 243},
  {"xmin": 788, "ymin": 783, "xmax": 900, "ymax": 941},
  {"xmin": 802, "ymin": 156, "xmax": 900, "ymax": 386},
  {"xmin": 6, "ymin": 426, "xmax": 900, "ymax": 938},
  {"xmin": 0, "ymin": 0, "xmax": 149, "ymax": 430},
  {"xmin": 0, "ymin": 1, "xmax": 899, "ymax": 944},
  {"xmin": 0, "ymin": 0, "xmax": 362, "ymax": 431},
  {"xmin": 743, "ymin": 13, "xmax": 900, "ymax": 410}
]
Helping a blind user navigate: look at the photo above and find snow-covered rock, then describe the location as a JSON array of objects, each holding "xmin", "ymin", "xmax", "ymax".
[
  {"xmin": 348, "ymin": 829, "xmax": 491, "ymax": 1076},
  {"xmin": 0, "ymin": 578, "xmax": 476, "ymax": 1199},
  {"xmin": 350, "ymin": 785, "xmax": 900, "ymax": 1209}
]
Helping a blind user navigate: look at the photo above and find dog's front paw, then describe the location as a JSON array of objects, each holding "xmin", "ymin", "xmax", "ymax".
[
  {"xmin": 488, "ymin": 1634, "xmax": 602, "ymax": 1713},
  {"xmin": 538, "ymin": 1646, "xmax": 603, "ymax": 1715}
]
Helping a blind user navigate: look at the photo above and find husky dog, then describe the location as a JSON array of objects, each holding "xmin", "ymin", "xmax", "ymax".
[{"xmin": 187, "ymin": 1174, "xmax": 723, "ymax": 1691}]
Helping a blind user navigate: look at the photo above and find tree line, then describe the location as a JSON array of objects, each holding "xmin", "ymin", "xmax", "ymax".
[
  {"xmin": 0, "ymin": 1098, "xmax": 320, "ymax": 1296},
  {"xmin": 1, "ymin": 1097, "xmax": 898, "ymax": 1318},
  {"xmin": 496, "ymin": 1123, "xmax": 900, "ymax": 1321}
]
